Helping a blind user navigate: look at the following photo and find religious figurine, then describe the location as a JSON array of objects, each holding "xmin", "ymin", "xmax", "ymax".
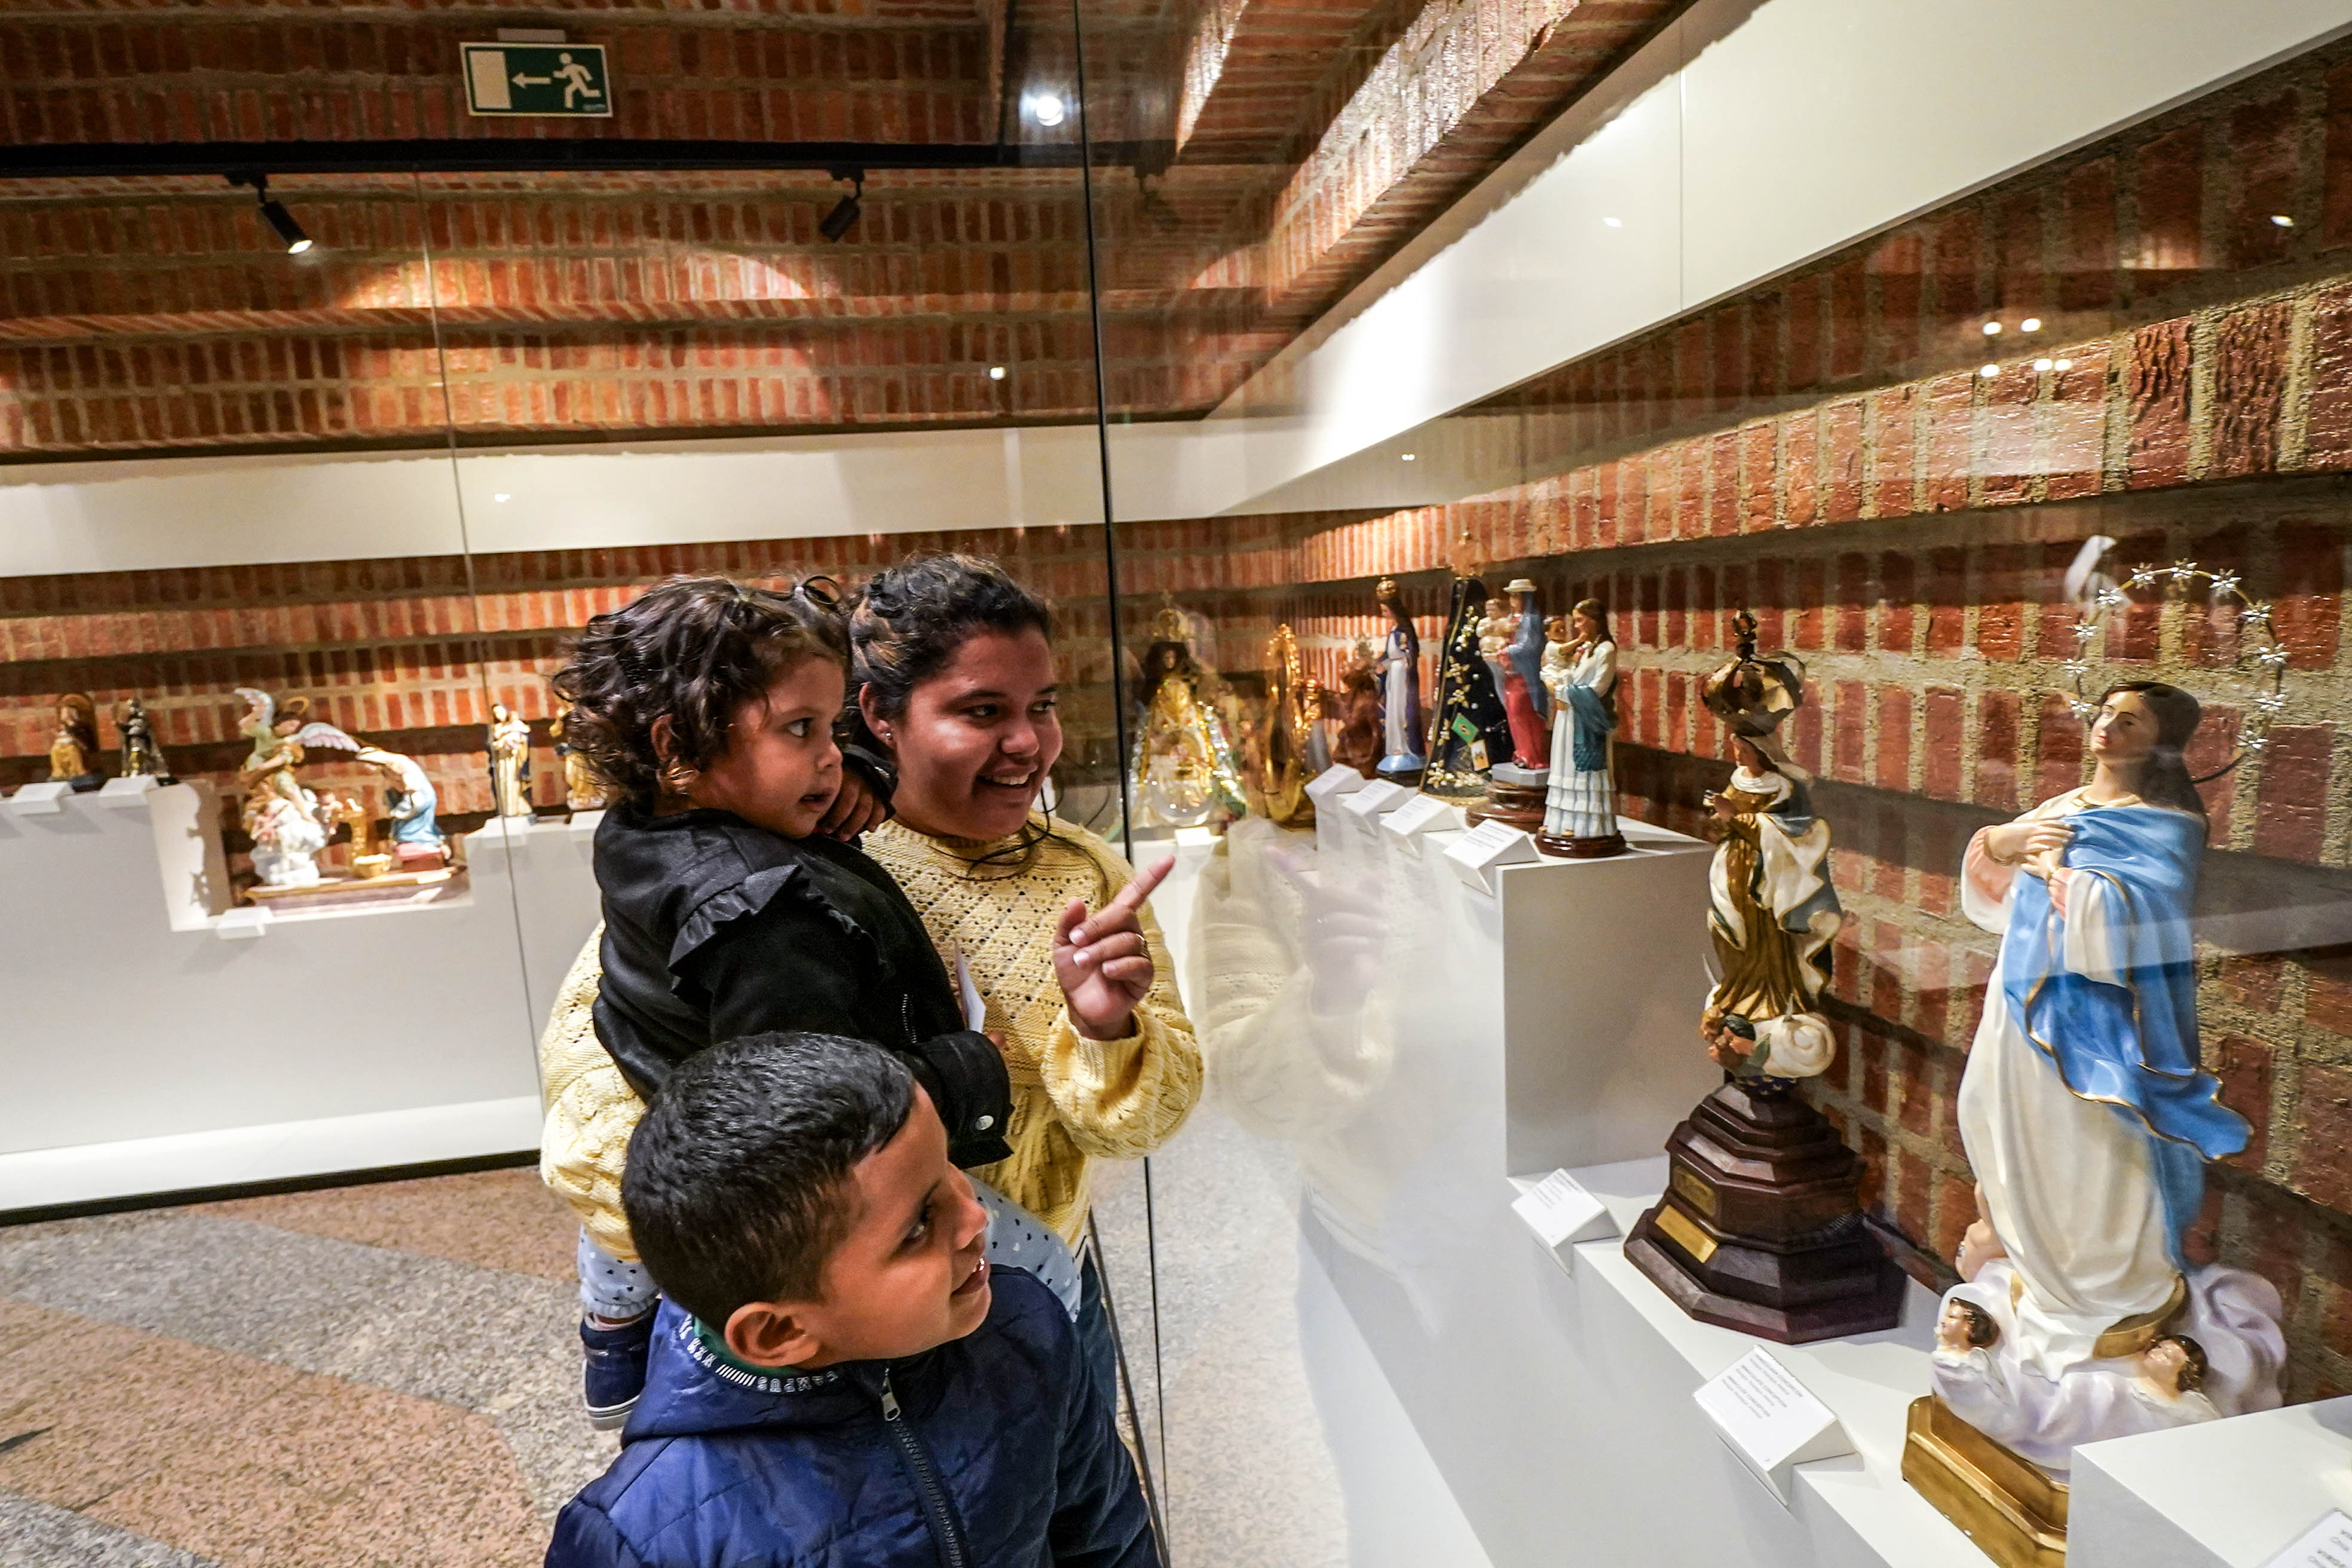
[
  {"xmin": 1249, "ymin": 624, "xmax": 1318, "ymax": 828},
  {"xmin": 234, "ymin": 689, "xmax": 361, "ymax": 887},
  {"xmin": 552, "ymin": 709, "xmax": 609, "ymax": 813},
  {"xmin": 1536, "ymin": 599, "xmax": 1624, "ymax": 858},
  {"xmin": 1625, "ymin": 610, "xmax": 1903, "ymax": 1344},
  {"xmin": 489, "ymin": 702, "xmax": 535, "ymax": 819},
  {"xmin": 48, "ymin": 694, "xmax": 103, "ymax": 790},
  {"xmin": 1330, "ymin": 640, "xmax": 1384, "ymax": 780},
  {"xmin": 1468, "ymin": 581, "xmax": 1551, "ymax": 831},
  {"xmin": 1129, "ymin": 608, "xmax": 1247, "ymax": 830},
  {"xmin": 1422, "ymin": 575, "xmax": 1514, "ymax": 801},
  {"xmin": 1371, "ymin": 578, "xmax": 1425, "ymax": 785},
  {"xmin": 358, "ymin": 744, "xmax": 447, "ymax": 868},
  {"xmin": 114, "ymin": 697, "xmax": 173, "ymax": 782},
  {"xmin": 1904, "ymin": 681, "xmax": 2283, "ymax": 1564}
]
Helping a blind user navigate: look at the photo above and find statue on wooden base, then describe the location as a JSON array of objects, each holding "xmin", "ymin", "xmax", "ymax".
[
  {"xmin": 1626, "ymin": 610, "xmax": 1904, "ymax": 1344},
  {"xmin": 1902, "ymin": 681, "xmax": 2281, "ymax": 1568}
]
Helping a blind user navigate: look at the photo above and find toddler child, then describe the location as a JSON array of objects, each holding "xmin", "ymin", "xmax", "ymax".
[
  {"xmin": 546, "ymin": 575, "xmax": 1022, "ymax": 1426},
  {"xmin": 548, "ymin": 1031, "xmax": 1157, "ymax": 1568}
]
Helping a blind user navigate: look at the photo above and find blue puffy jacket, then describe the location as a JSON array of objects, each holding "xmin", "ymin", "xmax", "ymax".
[{"xmin": 547, "ymin": 1269, "xmax": 1157, "ymax": 1568}]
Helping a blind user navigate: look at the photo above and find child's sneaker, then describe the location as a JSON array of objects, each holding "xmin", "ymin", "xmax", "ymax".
[{"xmin": 581, "ymin": 1314, "xmax": 656, "ymax": 1429}]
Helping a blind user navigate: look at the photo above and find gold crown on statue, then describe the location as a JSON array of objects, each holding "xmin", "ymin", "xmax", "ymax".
[
  {"xmin": 1701, "ymin": 610, "xmax": 1808, "ymax": 739},
  {"xmin": 1152, "ymin": 606, "xmax": 1189, "ymax": 641}
]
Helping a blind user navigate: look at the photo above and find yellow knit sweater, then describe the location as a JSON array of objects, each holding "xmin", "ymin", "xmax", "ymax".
[{"xmin": 536, "ymin": 814, "xmax": 1202, "ymax": 1257}]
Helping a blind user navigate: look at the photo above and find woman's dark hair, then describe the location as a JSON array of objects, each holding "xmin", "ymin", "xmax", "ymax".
[
  {"xmin": 850, "ymin": 553, "xmax": 1052, "ymax": 721},
  {"xmin": 550, "ymin": 574, "xmax": 848, "ymax": 813},
  {"xmin": 1572, "ymin": 597, "xmax": 1613, "ymax": 647},
  {"xmin": 850, "ymin": 553, "xmax": 1084, "ymax": 882},
  {"xmin": 622, "ymin": 1030, "xmax": 914, "ymax": 1325},
  {"xmin": 2097, "ymin": 680, "xmax": 2206, "ymax": 818}
]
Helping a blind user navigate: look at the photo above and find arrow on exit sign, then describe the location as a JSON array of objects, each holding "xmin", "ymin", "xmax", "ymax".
[{"xmin": 461, "ymin": 42, "xmax": 614, "ymax": 118}]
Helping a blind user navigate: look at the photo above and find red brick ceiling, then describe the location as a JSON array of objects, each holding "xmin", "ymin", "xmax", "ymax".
[{"xmin": 0, "ymin": 0, "xmax": 1685, "ymax": 457}]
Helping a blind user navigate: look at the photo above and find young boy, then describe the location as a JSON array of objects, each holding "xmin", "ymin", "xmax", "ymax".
[{"xmin": 548, "ymin": 1031, "xmax": 1157, "ymax": 1568}]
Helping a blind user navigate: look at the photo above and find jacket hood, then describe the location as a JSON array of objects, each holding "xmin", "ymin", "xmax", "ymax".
[{"xmin": 622, "ymin": 1299, "xmax": 938, "ymax": 1442}]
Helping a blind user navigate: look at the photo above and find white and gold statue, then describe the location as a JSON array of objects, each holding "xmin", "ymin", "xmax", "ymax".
[{"xmin": 489, "ymin": 702, "xmax": 535, "ymax": 819}]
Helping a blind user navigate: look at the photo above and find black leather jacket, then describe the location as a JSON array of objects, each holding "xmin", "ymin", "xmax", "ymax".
[{"xmin": 590, "ymin": 804, "xmax": 1013, "ymax": 1168}]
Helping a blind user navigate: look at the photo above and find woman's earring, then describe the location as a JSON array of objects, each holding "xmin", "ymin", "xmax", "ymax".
[{"xmin": 662, "ymin": 760, "xmax": 696, "ymax": 796}]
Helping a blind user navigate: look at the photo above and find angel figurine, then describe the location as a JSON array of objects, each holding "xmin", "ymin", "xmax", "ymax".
[
  {"xmin": 234, "ymin": 688, "xmax": 362, "ymax": 887},
  {"xmin": 49, "ymin": 694, "xmax": 103, "ymax": 789},
  {"xmin": 489, "ymin": 703, "xmax": 535, "ymax": 819},
  {"xmin": 1917, "ymin": 679, "xmax": 2284, "ymax": 1479}
]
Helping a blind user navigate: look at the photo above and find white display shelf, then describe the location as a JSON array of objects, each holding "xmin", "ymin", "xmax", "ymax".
[
  {"xmin": 2070, "ymin": 1396, "xmax": 2352, "ymax": 1567},
  {"xmin": 0, "ymin": 787, "xmax": 601, "ymax": 1209}
]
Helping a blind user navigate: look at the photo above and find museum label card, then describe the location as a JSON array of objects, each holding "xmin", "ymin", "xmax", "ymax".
[
  {"xmin": 7, "ymin": 780, "xmax": 71, "ymax": 815},
  {"xmin": 97, "ymin": 774, "xmax": 158, "ymax": 807},
  {"xmin": 1443, "ymin": 817, "xmax": 1541, "ymax": 893},
  {"xmin": 2264, "ymin": 1511, "xmax": 2352, "ymax": 1568},
  {"xmin": 1304, "ymin": 764, "xmax": 1368, "ymax": 806},
  {"xmin": 1693, "ymin": 1348, "xmax": 1851, "ymax": 1503},
  {"xmin": 1510, "ymin": 1169, "xmax": 1616, "ymax": 1247},
  {"xmin": 1341, "ymin": 778, "xmax": 1413, "ymax": 821},
  {"xmin": 1380, "ymin": 793, "xmax": 1461, "ymax": 854}
]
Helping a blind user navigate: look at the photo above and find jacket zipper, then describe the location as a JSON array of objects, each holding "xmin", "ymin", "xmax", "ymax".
[{"xmin": 880, "ymin": 1367, "xmax": 970, "ymax": 1568}]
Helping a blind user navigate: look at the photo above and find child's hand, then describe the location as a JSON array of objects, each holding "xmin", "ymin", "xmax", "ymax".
[
  {"xmin": 814, "ymin": 770, "xmax": 889, "ymax": 841},
  {"xmin": 1052, "ymin": 855, "xmax": 1175, "ymax": 1042}
]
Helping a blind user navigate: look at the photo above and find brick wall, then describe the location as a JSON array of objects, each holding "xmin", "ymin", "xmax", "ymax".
[
  {"xmin": 1115, "ymin": 38, "xmax": 2352, "ymax": 1399},
  {"xmin": 0, "ymin": 524, "xmax": 1127, "ymax": 881}
]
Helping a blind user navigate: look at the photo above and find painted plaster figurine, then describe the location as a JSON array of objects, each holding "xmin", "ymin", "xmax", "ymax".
[
  {"xmin": 1331, "ymin": 639, "xmax": 1384, "ymax": 779},
  {"xmin": 1927, "ymin": 680, "xmax": 2282, "ymax": 1472},
  {"xmin": 1695, "ymin": 612, "xmax": 1839, "ymax": 1075},
  {"xmin": 234, "ymin": 688, "xmax": 361, "ymax": 887},
  {"xmin": 489, "ymin": 702, "xmax": 535, "ymax": 819},
  {"xmin": 1129, "ymin": 608, "xmax": 1246, "ymax": 830},
  {"xmin": 1489, "ymin": 578, "xmax": 1550, "ymax": 770},
  {"xmin": 552, "ymin": 709, "xmax": 608, "ymax": 813},
  {"xmin": 358, "ymin": 744, "xmax": 447, "ymax": 867},
  {"xmin": 49, "ymin": 694, "xmax": 103, "ymax": 789},
  {"xmin": 1538, "ymin": 599, "xmax": 1624, "ymax": 858},
  {"xmin": 1373, "ymin": 577, "xmax": 1425, "ymax": 784},
  {"xmin": 115, "ymin": 697, "xmax": 173, "ymax": 782},
  {"xmin": 1422, "ymin": 575, "xmax": 1512, "ymax": 800}
]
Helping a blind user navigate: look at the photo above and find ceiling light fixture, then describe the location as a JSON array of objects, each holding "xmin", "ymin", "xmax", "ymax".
[
  {"xmin": 2034, "ymin": 358, "xmax": 2054, "ymax": 372},
  {"xmin": 1603, "ymin": 216, "xmax": 1622, "ymax": 228},
  {"xmin": 2020, "ymin": 317, "xmax": 2042, "ymax": 332},
  {"xmin": 1979, "ymin": 363, "xmax": 2001, "ymax": 378},
  {"xmin": 494, "ymin": 492, "xmax": 512, "ymax": 502},
  {"xmin": 1982, "ymin": 321, "xmax": 2001, "ymax": 335},
  {"xmin": 228, "ymin": 172, "xmax": 312, "ymax": 254},
  {"xmin": 2273, "ymin": 213, "xmax": 2296, "ymax": 228},
  {"xmin": 2054, "ymin": 358, "xmax": 2074, "ymax": 371},
  {"xmin": 1028, "ymin": 93, "xmax": 1067, "ymax": 128},
  {"xmin": 819, "ymin": 166, "xmax": 865, "ymax": 243},
  {"xmin": 1401, "ymin": 452, "xmax": 1417, "ymax": 461},
  {"xmin": 988, "ymin": 366, "xmax": 1007, "ymax": 381}
]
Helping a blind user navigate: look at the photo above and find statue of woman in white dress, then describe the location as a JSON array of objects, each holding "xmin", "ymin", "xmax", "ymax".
[
  {"xmin": 1373, "ymin": 577, "xmax": 1425, "ymax": 784},
  {"xmin": 1536, "ymin": 598, "xmax": 1622, "ymax": 857},
  {"xmin": 1928, "ymin": 681, "xmax": 2283, "ymax": 1472},
  {"xmin": 489, "ymin": 702, "xmax": 535, "ymax": 819}
]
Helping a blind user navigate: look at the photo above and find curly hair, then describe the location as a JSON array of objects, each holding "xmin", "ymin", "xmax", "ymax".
[{"xmin": 549, "ymin": 575, "xmax": 848, "ymax": 813}]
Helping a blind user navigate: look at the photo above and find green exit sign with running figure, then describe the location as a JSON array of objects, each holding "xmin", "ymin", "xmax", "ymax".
[{"xmin": 462, "ymin": 42, "xmax": 614, "ymax": 118}]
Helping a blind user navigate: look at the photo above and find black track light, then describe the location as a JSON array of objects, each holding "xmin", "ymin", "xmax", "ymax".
[
  {"xmin": 819, "ymin": 166, "xmax": 864, "ymax": 243},
  {"xmin": 228, "ymin": 172, "xmax": 312, "ymax": 254}
]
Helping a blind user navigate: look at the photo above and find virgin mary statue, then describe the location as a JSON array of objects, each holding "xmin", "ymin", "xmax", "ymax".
[{"xmin": 1933, "ymin": 681, "xmax": 2282, "ymax": 1471}]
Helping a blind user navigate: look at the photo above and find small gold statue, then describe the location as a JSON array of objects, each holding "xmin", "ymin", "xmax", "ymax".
[{"xmin": 49, "ymin": 693, "xmax": 103, "ymax": 789}]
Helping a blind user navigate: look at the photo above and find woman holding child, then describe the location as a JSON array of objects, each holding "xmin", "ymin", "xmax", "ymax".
[{"xmin": 538, "ymin": 554, "xmax": 1202, "ymax": 1427}]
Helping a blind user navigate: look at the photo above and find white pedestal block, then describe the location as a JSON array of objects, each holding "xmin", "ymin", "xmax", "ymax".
[
  {"xmin": 2070, "ymin": 1396, "xmax": 2352, "ymax": 1568},
  {"xmin": 0, "ymin": 783, "xmax": 601, "ymax": 1210},
  {"xmin": 1382, "ymin": 793, "xmax": 1464, "ymax": 855},
  {"xmin": 96, "ymin": 774, "xmax": 160, "ymax": 806}
]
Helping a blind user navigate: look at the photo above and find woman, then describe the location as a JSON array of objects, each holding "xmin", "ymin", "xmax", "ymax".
[
  {"xmin": 539, "ymin": 554, "xmax": 1200, "ymax": 1413},
  {"xmin": 1372, "ymin": 577, "xmax": 1424, "ymax": 780},
  {"xmin": 1952, "ymin": 682, "xmax": 2251, "ymax": 1382},
  {"xmin": 1538, "ymin": 598, "xmax": 1622, "ymax": 856}
]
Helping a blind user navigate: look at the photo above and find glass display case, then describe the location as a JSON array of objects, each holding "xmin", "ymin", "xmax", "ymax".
[{"xmin": 10, "ymin": 2, "xmax": 2352, "ymax": 1564}]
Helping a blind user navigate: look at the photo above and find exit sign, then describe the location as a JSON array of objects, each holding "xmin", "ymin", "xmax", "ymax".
[{"xmin": 462, "ymin": 42, "xmax": 614, "ymax": 118}]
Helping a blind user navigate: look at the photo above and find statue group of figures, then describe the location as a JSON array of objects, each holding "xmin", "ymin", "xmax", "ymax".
[{"xmin": 47, "ymin": 693, "xmax": 174, "ymax": 791}]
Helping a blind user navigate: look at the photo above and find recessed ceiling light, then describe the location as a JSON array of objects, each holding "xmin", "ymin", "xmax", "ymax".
[
  {"xmin": 1028, "ymin": 93, "xmax": 1067, "ymax": 128},
  {"xmin": 988, "ymin": 366, "xmax": 1007, "ymax": 381},
  {"xmin": 2054, "ymin": 358, "xmax": 2073, "ymax": 371},
  {"xmin": 1603, "ymin": 216, "xmax": 1622, "ymax": 228},
  {"xmin": 494, "ymin": 492, "xmax": 512, "ymax": 503},
  {"xmin": 1979, "ymin": 363, "xmax": 2001, "ymax": 378},
  {"xmin": 2034, "ymin": 358, "xmax": 2053, "ymax": 372},
  {"xmin": 2273, "ymin": 213, "xmax": 2296, "ymax": 227},
  {"xmin": 1401, "ymin": 453, "xmax": 1417, "ymax": 461},
  {"xmin": 2020, "ymin": 317, "xmax": 2042, "ymax": 332},
  {"xmin": 1982, "ymin": 321, "xmax": 2002, "ymax": 335}
]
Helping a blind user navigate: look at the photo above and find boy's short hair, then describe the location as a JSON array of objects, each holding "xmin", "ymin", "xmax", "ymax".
[{"xmin": 622, "ymin": 1031, "xmax": 915, "ymax": 1328}]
